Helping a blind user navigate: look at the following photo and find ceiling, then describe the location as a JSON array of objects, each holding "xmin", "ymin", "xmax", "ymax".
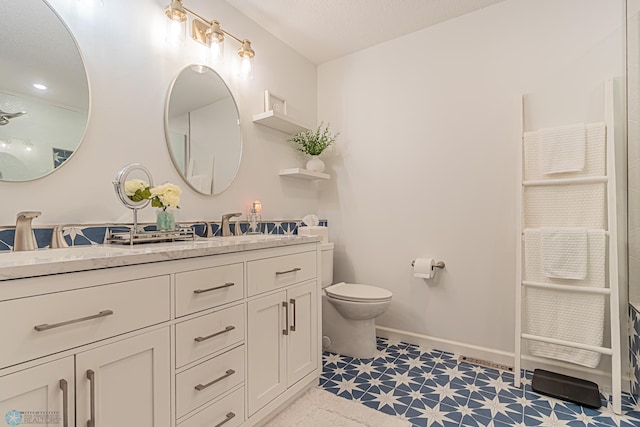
[{"xmin": 224, "ymin": 0, "xmax": 506, "ymax": 64}]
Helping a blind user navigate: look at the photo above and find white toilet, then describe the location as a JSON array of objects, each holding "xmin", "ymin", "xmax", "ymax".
[{"xmin": 321, "ymin": 243, "xmax": 392, "ymax": 358}]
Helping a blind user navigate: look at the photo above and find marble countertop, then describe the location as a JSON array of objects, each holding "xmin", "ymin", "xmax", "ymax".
[{"xmin": 0, "ymin": 235, "xmax": 322, "ymax": 281}]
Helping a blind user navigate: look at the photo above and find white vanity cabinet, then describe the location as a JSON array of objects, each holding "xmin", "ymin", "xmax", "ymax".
[
  {"xmin": 75, "ymin": 328, "xmax": 170, "ymax": 427},
  {"xmin": 0, "ymin": 238, "xmax": 321, "ymax": 427},
  {"xmin": 0, "ymin": 357, "xmax": 75, "ymax": 427},
  {"xmin": 0, "ymin": 271, "xmax": 172, "ymax": 427},
  {"xmin": 246, "ymin": 250, "xmax": 319, "ymax": 416}
]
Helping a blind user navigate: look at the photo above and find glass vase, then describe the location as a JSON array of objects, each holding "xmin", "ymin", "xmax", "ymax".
[{"xmin": 156, "ymin": 209, "xmax": 176, "ymax": 231}]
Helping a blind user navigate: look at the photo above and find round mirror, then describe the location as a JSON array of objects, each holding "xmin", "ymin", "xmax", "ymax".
[
  {"xmin": 165, "ymin": 65, "xmax": 242, "ymax": 195},
  {"xmin": 0, "ymin": 0, "xmax": 90, "ymax": 181},
  {"xmin": 113, "ymin": 163, "xmax": 154, "ymax": 210}
]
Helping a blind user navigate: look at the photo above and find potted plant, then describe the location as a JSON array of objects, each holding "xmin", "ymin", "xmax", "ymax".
[{"xmin": 288, "ymin": 122, "xmax": 338, "ymax": 173}]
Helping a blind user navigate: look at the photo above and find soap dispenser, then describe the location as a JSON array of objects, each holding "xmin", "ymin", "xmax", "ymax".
[{"xmin": 247, "ymin": 200, "xmax": 262, "ymax": 234}]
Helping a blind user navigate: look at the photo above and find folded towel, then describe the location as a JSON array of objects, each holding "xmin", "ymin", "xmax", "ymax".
[
  {"xmin": 539, "ymin": 123, "xmax": 586, "ymax": 174},
  {"xmin": 541, "ymin": 227, "xmax": 588, "ymax": 280},
  {"xmin": 523, "ymin": 123, "xmax": 606, "ymax": 181}
]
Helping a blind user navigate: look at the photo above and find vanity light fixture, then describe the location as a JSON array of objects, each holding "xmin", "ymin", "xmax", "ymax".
[{"xmin": 164, "ymin": 0, "xmax": 255, "ymax": 79}]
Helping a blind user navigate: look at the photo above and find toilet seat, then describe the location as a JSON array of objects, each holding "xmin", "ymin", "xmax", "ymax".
[{"xmin": 325, "ymin": 282, "xmax": 392, "ymax": 303}]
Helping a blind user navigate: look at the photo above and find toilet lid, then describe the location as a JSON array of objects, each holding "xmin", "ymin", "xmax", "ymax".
[{"xmin": 325, "ymin": 282, "xmax": 392, "ymax": 303}]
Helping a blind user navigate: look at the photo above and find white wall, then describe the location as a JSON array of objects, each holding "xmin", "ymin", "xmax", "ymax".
[
  {"xmin": 0, "ymin": 0, "xmax": 319, "ymax": 226},
  {"xmin": 318, "ymin": 0, "xmax": 626, "ymax": 370}
]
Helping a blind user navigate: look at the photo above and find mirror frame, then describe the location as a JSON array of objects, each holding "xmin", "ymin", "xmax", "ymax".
[
  {"xmin": 112, "ymin": 163, "xmax": 153, "ymax": 210},
  {"xmin": 164, "ymin": 64, "xmax": 242, "ymax": 196},
  {"xmin": 0, "ymin": 0, "xmax": 91, "ymax": 182}
]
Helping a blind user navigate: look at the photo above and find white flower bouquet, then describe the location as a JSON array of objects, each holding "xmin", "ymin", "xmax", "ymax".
[{"xmin": 150, "ymin": 182, "xmax": 182, "ymax": 211}]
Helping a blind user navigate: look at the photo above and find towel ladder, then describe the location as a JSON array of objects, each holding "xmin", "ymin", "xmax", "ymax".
[{"xmin": 514, "ymin": 79, "xmax": 622, "ymax": 414}]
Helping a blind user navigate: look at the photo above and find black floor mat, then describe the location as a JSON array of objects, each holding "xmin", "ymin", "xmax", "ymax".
[{"xmin": 531, "ymin": 369, "xmax": 602, "ymax": 409}]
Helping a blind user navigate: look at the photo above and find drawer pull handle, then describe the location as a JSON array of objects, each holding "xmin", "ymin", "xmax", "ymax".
[
  {"xmin": 34, "ymin": 310, "xmax": 114, "ymax": 332},
  {"xmin": 59, "ymin": 379, "xmax": 69, "ymax": 427},
  {"xmin": 193, "ymin": 282, "xmax": 235, "ymax": 294},
  {"xmin": 290, "ymin": 298, "xmax": 296, "ymax": 332},
  {"xmin": 282, "ymin": 301, "xmax": 289, "ymax": 336},
  {"xmin": 275, "ymin": 267, "xmax": 301, "ymax": 275},
  {"xmin": 194, "ymin": 369, "xmax": 235, "ymax": 391},
  {"xmin": 214, "ymin": 412, "xmax": 236, "ymax": 427},
  {"xmin": 86, "ymin": 370, "xmax": 96, "ymax": 427},
  {"xmin": 194, "ymin": 325, "xmax": 235, "ymax": 342}
]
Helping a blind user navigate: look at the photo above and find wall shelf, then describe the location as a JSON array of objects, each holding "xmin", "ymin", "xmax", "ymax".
[
  {"xmin": 253, "ymin": 110, "xmax": 310, "ymax": 135},
  {"xmin": 279, "ymin": 168, "xmax": 330, "ymax": 181}
]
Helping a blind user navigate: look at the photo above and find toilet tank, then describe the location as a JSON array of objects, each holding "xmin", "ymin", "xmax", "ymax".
[{"xmin": 320, "ymin": 243, "xmax": 334, "ymax": 288}]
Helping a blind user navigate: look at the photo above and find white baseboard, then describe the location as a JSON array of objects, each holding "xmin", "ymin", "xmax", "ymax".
[{"xmin": 376, "ymin": 325, "xmax": 631, "ymax": 394}]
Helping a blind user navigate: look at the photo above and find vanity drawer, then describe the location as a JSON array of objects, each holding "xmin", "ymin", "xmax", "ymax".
[
  {"xmin": 175, "ymin": 303, "xmax": 244, "ymax": 368},
  {"xmin": 175, "ymin": 263, "xmax": 244, "ymax": 317},
  {"xmin": 176, "ymin": 345, "xmax": 245, "ymax": 419},
  {"xmin": 0, "ymin": 275, "xmax": 170, "ymax": 369},
  {"xmin": 178, "ymin": 387, "xmax": 244, "ymax": 427},
  {"xmin": 247, "ymin": 251, "xmax": 316, "ymax": 296}
]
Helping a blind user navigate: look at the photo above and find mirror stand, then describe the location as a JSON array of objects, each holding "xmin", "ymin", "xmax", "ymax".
[
  {"xmin": 112, "ymin": 163, "xmax": 153, "ymax": 233},
  {"xmin": 109, "ymin": 163, "xmax": 195, "ymax": 245}
]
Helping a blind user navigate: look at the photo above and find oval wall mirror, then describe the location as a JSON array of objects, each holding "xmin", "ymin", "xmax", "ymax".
[
  {"xmin": 0, "ymin": 0, "xmax": 90, "ymax": 181},
  {"xmin": 165, "ymin": 65, "xmax": 242, "ymax": 195}
]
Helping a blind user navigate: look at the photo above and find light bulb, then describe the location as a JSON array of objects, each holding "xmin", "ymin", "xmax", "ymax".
[
  {"xmin": 206, "ymin": 39, "xmax": 224, "ymax": 67},
  {"xmin": 238, "ymin": 55, "xmax": 253, "ymax": 80},
  {"xmin": 166, "ymin": 18, "xmax": 186, "ymax": 46}
]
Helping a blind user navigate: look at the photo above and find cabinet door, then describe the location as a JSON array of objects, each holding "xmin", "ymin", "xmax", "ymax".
[
  {"xmin": 0, "ymin": 357, "xmax": 74, "ymax": 427},
  {"xmin": 247, "ymin": 291, "xmax": 287, "ymax": 415},
  {"xmin": 76, "ymin": 328, "xmax": 170, "ymax": 427},
  {"xmin": 286, "ymin": 281, "xmax": 318, "ymax": 387}
]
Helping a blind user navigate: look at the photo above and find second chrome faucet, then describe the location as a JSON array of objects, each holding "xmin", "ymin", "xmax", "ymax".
[{"xmin": 221, "ymin": 212, "xmax": 241, "ymax": 237}]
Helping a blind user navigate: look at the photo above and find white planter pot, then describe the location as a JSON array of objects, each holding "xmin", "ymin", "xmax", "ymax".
[{"xmin": 306, "ymin": 156, "xmax": 325, "ymax": 173}]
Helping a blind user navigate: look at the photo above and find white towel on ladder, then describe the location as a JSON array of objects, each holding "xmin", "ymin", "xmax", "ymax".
[
  {"xmin": 523, "ymin": 229, "xmax": 606, "ymax": 368},
  {"xmin": 541, "ymin": 227, "xmax": 588, "ymax": 280},
  {"xmin": 539, "ymin": 123, "xmax": 586, "ymax": 174}
]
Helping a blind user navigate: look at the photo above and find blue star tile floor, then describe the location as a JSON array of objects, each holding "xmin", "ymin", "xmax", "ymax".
[{"xmin": 319, "ymin": 337, "xmax": 640, "ymax": 426}]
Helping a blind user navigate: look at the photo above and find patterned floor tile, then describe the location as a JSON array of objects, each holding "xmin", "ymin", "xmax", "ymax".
[{"xmin": 321, "ymin": 340, "xmax": 638, "ymax": 427}]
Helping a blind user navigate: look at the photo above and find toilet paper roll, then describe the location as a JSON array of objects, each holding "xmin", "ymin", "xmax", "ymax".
[{"xmin": 413, "ymin": 258, "xmax": 435, "ymax": 279}]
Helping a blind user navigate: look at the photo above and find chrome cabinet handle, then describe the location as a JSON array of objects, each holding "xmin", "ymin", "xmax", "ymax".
[
  {"xmin": 282, "ymin": 301, "xmax": 289, "ymax": 335},
  {"xmin": 213, "ymin": 412, "xmax": 236, "ymax": 427},
  {"xmin": 194, "ymin": 325, "xmax": 235, "ymax": 342},
  {"xmin": 194, "ymin": 369, "xmax": 235, "ymax": 391},
  {"xmin": 193, "ymin": 282, "xmax": 235, "ymax": 294},
  {"xmin": 290, "ymin": 298, "xmax": 296, "ymax": 332},
  {"xmin": 59, "ymin": 379, "xmax": 69, "ymax": 427},
  {"xmin": 34, "ymin": 310, "xmax": 114, "ymax": 332},
  {"xmin": 86, "ymin": 370, "xmax": 96, "ymax": 427},
  {"xmin": 275, "ymin": 267, "xmax": 301, "ymax": 275}
]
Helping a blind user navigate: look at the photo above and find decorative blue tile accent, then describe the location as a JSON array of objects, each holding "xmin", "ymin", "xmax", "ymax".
[
  {"xmin": 33, "ymin": 228, "xmax": 53, "ymax": 249},
  {"xmin": 0, "ymin": 229, "xmax": 14, "ymax": 250},
  {"xmin": 631, "ymin": 305, "xmax": 640, "ymax": 404},
  {"xmin": 0, "ymin": 219, "xmax": 327, "ymax": 251},
  {"xmin": 321, "ymin": 337, "xmax": 640, "ymax": 426}
]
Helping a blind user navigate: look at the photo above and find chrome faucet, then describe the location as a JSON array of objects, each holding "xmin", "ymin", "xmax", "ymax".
[
  {"xmin": 14, "ymin": 211, "xmax": 41, "ymax": 251},
  {"xmin": 221, "ymin": 212, "xmax": 241, "ymax": 237},
  {"xmin": 202, "ymin": 221, "xmax": 213, "ymax": 238},
  {"xmin": 50, "ymin": 225, "xmax": 69, "ymax": 249}
]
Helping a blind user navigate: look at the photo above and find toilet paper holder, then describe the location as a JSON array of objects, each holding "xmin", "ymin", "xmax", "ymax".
[{"xmin": 411, "ymin": 259, "xmax": 445, "ymax": 270}]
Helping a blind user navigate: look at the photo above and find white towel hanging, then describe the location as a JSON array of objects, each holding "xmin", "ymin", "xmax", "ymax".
[{"xmin": 539, "ymin": 123, "xmax": 586, "ymax": 174}]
